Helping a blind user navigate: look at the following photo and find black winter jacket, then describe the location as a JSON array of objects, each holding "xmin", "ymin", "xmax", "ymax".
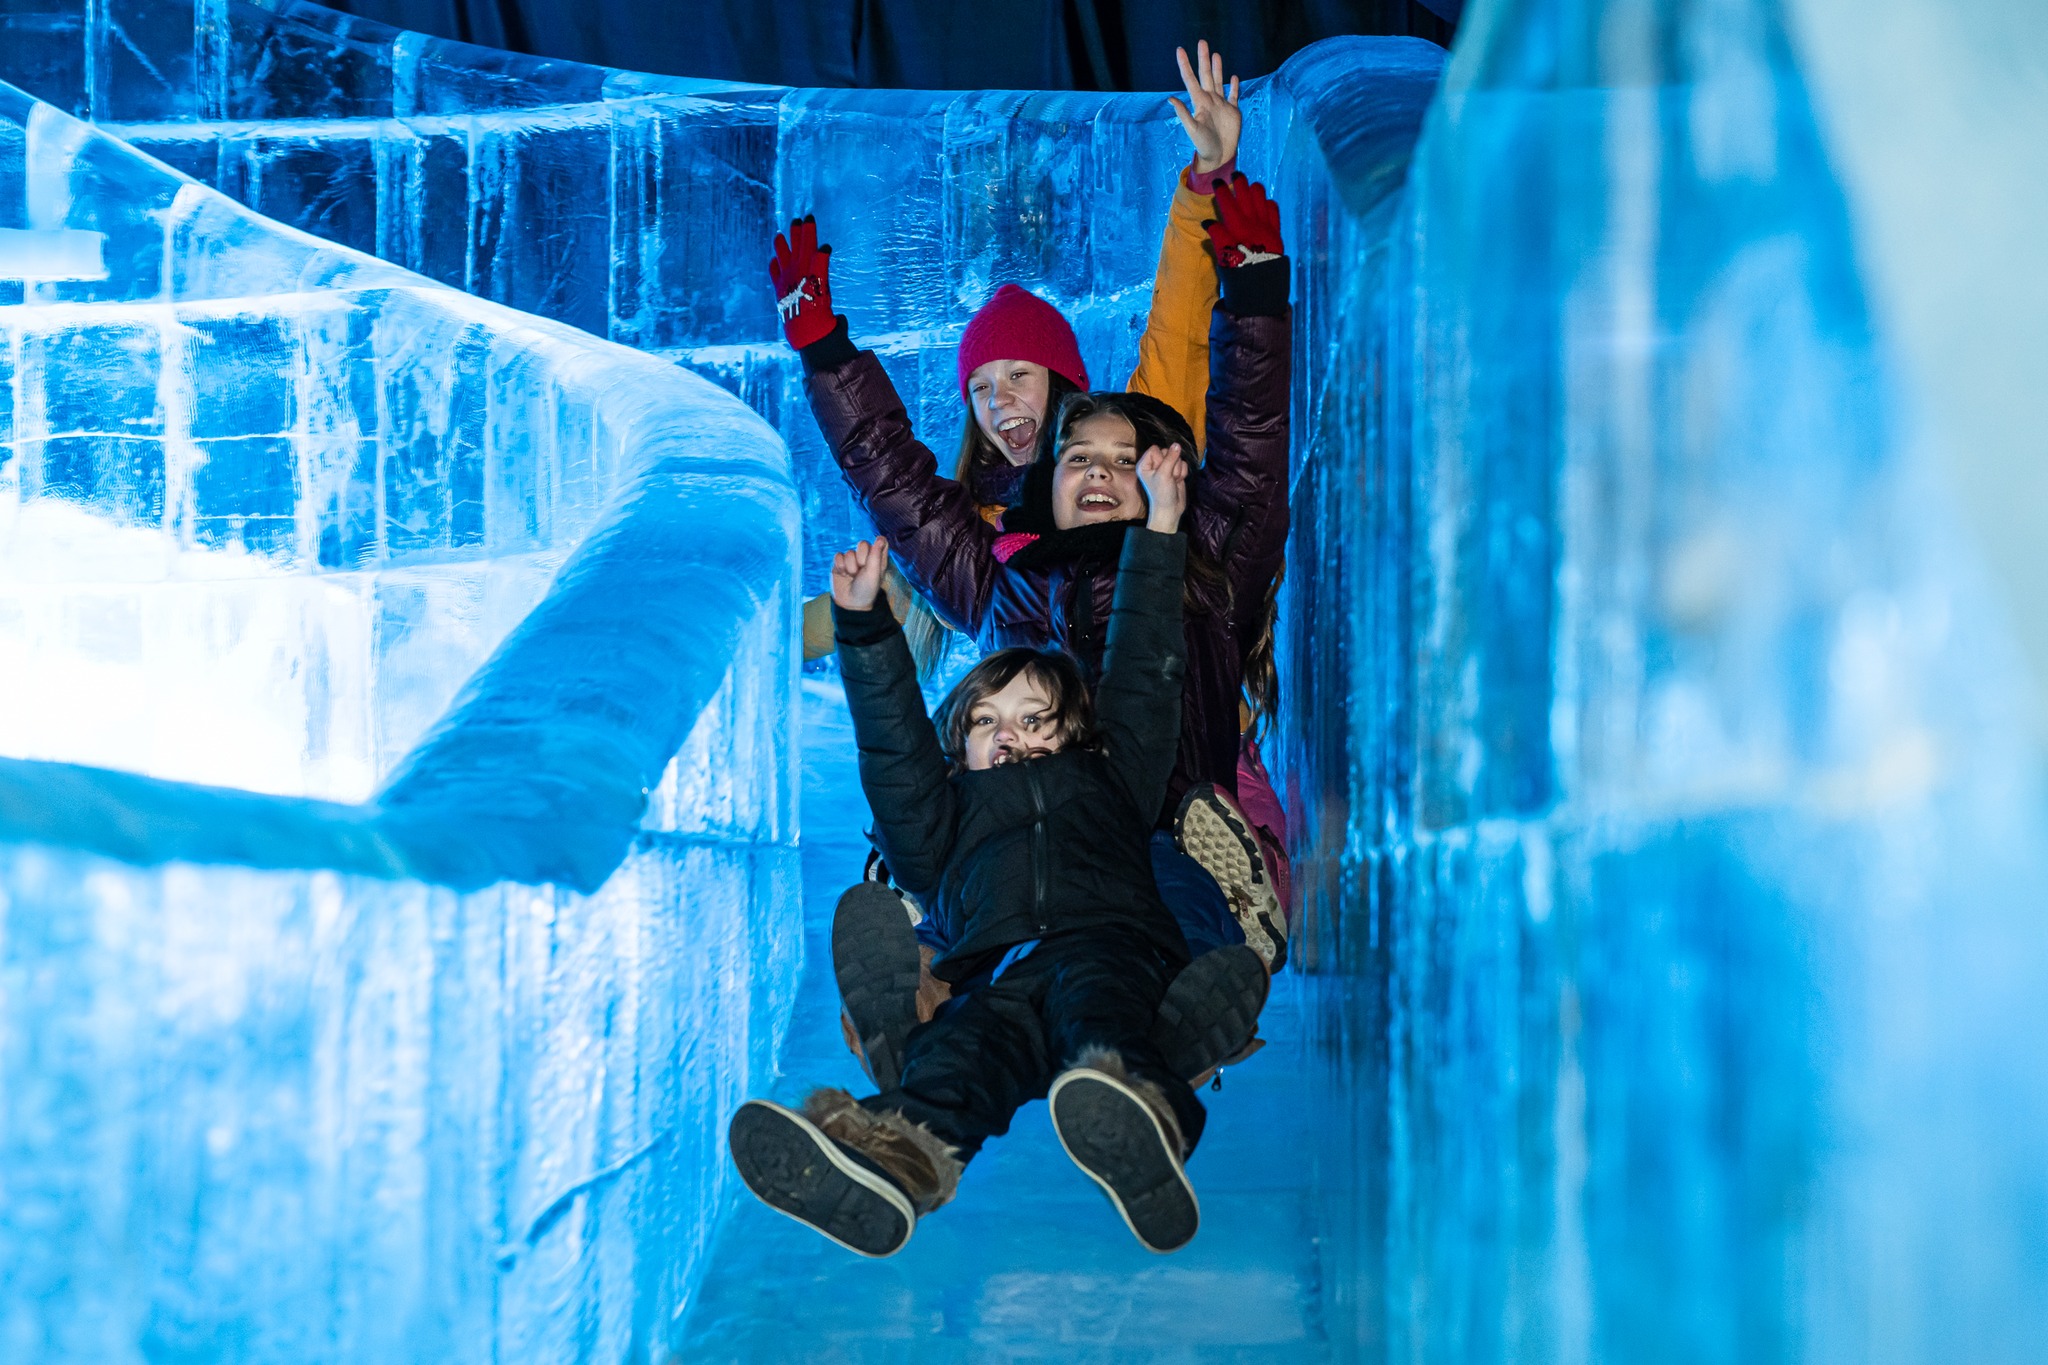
[{"xmin": 834, "ymin": 529, "xmax": 1193, "ymax": 984}]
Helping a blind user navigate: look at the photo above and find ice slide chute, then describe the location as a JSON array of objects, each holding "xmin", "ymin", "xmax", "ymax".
[{"xmin": 4, "ymin": 0, "xmax": 2048, "ymax": 1359}]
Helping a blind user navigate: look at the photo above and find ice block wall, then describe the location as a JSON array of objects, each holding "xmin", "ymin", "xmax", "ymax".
[
  {"xmin": 1269, "ymin": 5, "xmax": 2048, "ymax": 1362},
  {"xmin": 6, "ymin": 0, "xmax": 2048, "ymax": 1360},
  {"xmin": 0, "ymin": 0, "xmax": 1299, "ymax": 596},
  {"xmin": 0, "ymin": 79, "xmax": 802, "ymax": 1358}
]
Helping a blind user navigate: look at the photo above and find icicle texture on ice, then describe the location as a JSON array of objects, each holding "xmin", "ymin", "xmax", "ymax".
[{"xmin": 4, "ymin": 0, "xmax": 2048, "ymax": 1359}]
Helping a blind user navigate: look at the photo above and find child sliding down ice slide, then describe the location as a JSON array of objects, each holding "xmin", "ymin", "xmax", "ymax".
[{"xmin": 729, "ymin": 447, "xmax": 1254, "ymax": 1256}]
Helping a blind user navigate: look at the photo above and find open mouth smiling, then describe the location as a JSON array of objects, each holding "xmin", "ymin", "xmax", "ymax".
[
  {"xmin": 1076, "ymin": 491, "xmax": 1120, "ymax": 514},
  {"xmin": 997, "ymin": 415, "xmax": 1037, "ymax": 455}
]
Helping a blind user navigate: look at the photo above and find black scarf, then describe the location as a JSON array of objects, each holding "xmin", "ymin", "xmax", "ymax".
[{"xmin": 995, "ymin": 518, "xmax": 1139, "ymax": 572}]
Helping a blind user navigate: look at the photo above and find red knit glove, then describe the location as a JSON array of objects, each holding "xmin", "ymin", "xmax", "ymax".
[
  {"xmin": 1205, "ymin": 174, "xmax": 1284, "ymax": 269},
  {"xmin": 769, "ymin": 215, "xmax": 836, "ymax": 350}
]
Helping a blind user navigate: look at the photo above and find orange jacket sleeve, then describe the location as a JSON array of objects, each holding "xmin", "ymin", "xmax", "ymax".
[{"xmin": 1126, "ymin": 167, "xmax": 1220, "ymax": 453}]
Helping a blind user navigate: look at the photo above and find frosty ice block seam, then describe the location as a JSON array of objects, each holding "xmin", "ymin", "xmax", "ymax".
[
  {"xmin": 0, "ymin": 66, "xmax": 803, "ymax": 1363},
  {"xmin": 1, "ymin": 80, "xmax": 798, "ymax": 860}
]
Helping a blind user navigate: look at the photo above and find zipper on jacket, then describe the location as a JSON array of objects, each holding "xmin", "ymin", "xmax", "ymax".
[{"xmin": 1027, "ymin": 765, "xmax": 1048, "ymax": 933}]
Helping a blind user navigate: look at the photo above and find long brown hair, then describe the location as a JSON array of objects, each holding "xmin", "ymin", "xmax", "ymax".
[
  {"xmin": 1030, "ymin": 390, "xmax": 1282, "ymax": 742},
  {"xmin": 1240, "ymin": 556, "xmax": 1282, "ymax": 741}
]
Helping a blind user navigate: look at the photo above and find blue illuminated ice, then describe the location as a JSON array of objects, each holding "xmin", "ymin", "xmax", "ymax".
[
  {"xmin": 5, "ymin": 0, "xmax": 2048, "ymax": 1360},
  {"xmin": 0, "ymin": 75, "xmax": 801, "ymax": 1358},
  {"xmin": 0, "ymin": 0, "xmax": 1274, "ymax": 595},
  {"xmin": 1267, "ymin": 12, "xmax": 2048, "ymax": 1364}
]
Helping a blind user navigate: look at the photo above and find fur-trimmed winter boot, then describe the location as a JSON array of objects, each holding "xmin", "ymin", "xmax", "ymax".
[
  {"xmin": 1150, "ymin": 944, "xmax": 1269, "ymax": 1083},
  {"xmin": 1175, "ymin": 784, "xmax": 1288, "ymax": 971},
  {"xmin": 728, "ymin": 1088, "xmax": 963, "ymax": 1258},
  {"xmin": 1048, "ymin": 1048, "xmax": 1200, "ymax": 1253}
]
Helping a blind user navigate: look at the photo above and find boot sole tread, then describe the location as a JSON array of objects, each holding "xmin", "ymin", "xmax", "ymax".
[
  {"xmin": 1175, "ymin": 788, "xmax": 1289, "ymax": 972},
  {"xmin": 1049, "ymin": 1070, "xmax": 1199, "ymax": 1253},
  {"xmin": 728, "ymin": 1100, "xmax": 914, "ymax": 1258},
  {"xmin": 1151, "ymin": 945, "xmax": 1269, "ymax": 1081},
  {"xmin": 831, "ymin": 883, "xmax": 924, "ymax": 1090}
]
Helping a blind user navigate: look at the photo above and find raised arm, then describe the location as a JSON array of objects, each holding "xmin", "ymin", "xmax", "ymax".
[
  {"xmin": 1188, "ymin": 177, "xmax": 1292, "ymax": 640},
  {"xmin": 799, "ymin": 556, "xmax": 932, "ymax": 664},
  {"xmin": 830, "ymin": 538, "xmax": 958, "ymax": 898},
  {"xmin": 770, "ymin": 216, "xmax": 1002, "ymax": 637},
  {"xmin": 1094, "ymin": 450, "xmax": 1191, "ymax": 818},
  {"xmin": 1127, "ymin": 41, "xmax": 1241, "ymax": 452}
]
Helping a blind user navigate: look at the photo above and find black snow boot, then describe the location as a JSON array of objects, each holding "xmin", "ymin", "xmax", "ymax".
[
  {"xmin": 832, "ymin": 880, "xmax": 924, "ymax": 1090},
  {"xmin": 728, "ymin": 1088, "xmax": 962, "ymax": 1258},
  {"xmin": 1049, "ymin": 1049, "xmax": 1200, "ymax": 1253},
  {"xmin": 1150, "ymin": 944, "xmax": 1269, "ymax": 1083},
  {"xmin": 1175, "ymin": 784, "xmax": 1288, "ymax": 971}
]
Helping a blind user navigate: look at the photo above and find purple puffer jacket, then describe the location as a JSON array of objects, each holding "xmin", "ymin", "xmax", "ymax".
[{"xmin": 804, "ymin": 306, "xmax": 1289, "ymax": 824}]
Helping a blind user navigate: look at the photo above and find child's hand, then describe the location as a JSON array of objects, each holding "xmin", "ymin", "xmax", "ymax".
[
  {"xmin": 831, "ymin": 536, "xmax": 891, "ymax": 612},
  {"xmin": 1170, "ymin": 40, "xmax": 1242, "ymax": 174},
  {"xmin": 1137, "ymin": 445, "xmax": 1188, "ymax": 534}
]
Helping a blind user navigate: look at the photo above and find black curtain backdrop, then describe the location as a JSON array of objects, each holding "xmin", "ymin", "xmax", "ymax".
[{"xmin": 321, "ymin": 0, "xmax": 1458, "ymax": 90}]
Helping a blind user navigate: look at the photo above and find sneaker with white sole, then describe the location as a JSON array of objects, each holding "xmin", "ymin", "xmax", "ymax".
[
  {"xmin": 1175, "ymin": 784, "xmax": 1288, "ymax": 971},
  {"xmin": 1049, "ymin": 1050, "xmax": 1200, "ymax": 1253}
]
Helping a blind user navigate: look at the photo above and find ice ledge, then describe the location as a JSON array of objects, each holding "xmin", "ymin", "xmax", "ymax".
[
  {"xmin": 0, "ymin": 226, "xmax": 106, "ymax": 280},
  {"xmin": 0, "ymin": 82, "xmax": 800, "ymax": 886}
]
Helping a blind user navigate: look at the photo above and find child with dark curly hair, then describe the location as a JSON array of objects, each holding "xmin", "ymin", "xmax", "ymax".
[{"xmin": 729, "ymin": 445, "xmax": 1231, "ymax": 1257}]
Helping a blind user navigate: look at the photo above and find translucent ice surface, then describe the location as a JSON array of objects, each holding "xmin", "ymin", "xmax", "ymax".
[
  {"xmin": 0, "ymin": 0, "xmax": 1268, "ymax": 594},
  {"xmin": 0, "ymin": 74, "xmax": 801, "ymax": 1360},
  {"xmin": 1268, "ymin": 9, "xmax": 2048, "ymax": 1363},
  {"xmin": 5, "ymin": 1, "xmax": 2048, "ymax": 1361}
]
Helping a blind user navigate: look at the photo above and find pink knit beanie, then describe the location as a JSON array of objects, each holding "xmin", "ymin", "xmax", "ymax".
[{"xmin": 956, "ymin": 284, "xmax": 1089, "ymax": 395}]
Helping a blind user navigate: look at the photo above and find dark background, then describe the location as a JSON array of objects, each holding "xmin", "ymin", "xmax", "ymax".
[{"xmin": 321, "ymin": 0, "xmax": 1459, "ymax": 90}]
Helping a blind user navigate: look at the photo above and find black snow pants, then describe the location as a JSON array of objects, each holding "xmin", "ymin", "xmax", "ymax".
[{"xmin": 861, "ymin": 921, "xmax": 1205, "ymax": 1161}]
